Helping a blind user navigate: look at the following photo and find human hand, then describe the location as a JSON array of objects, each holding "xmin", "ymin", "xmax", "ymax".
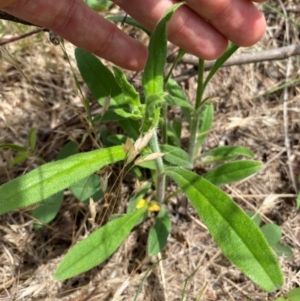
[{"xmin": 1, "ymin": 0, "xmax": 266, "ymax": 71}]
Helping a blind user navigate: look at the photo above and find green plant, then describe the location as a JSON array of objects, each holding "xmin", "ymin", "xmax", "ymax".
[
  {"xmin": 275, "ymin": 288, "xmax": 300, "ymax": 301},
  {"xmin": 0, "ymin": 127, "xmax": 41, "ymax": 166},
  {"xmin": 247, "ymin": 211, "xmax": 293, "ymax": 258},
  {"xmin": 0, "ymin": 4, "xmax": 283, "ymax": 292}
]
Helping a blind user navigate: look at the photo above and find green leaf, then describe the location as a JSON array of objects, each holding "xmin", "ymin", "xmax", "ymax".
[
  {"xmin": 114, "ymin": 108, "xmax": 142, "ymax": 120},
  {"xmin": 172, "ymin": 118, "xmax": 182, "ymax": 143},
  {"xmin": 9, "ymin": 152, "xmax": 30, "ymax": 167},
  {"xmin": 203, "ymin": 160, "xmax": 262, "ymax": 186},
  {"xmin": 75, "ymin": 48, "xmax": 124, "ymax": 106},
  {"xmin": 164, "ymin": 167, "xmax": 283, "ymax": 292},
  {"xmin": 118, "ymin": 119, "xmax": 140, "ymax": 139},
  {"xmin": 56, "ymin": 141, "xmax": 79, "ymax": 160},
  {"xmin": 32, "ymin": 141, "xmax": 80, "ymax": 228},
  {"xmin": 106, "ymin": 134, "xmax": 127, "ymax": 145},
  {"xmin": 84, "ymin": 0, "xmax": 112, "ymax": 11},
  {"xmin": 70, "ymin": 174, "xmax": 103, "ymax": 203},
  {"xmin": 203, "ymin": 43, "xmax": 239, "ymax": 91},
  {"xmin": 0, "ymin": 143, "xmax": 27, "ymax": 152},
  {"xmin": 201, "ymin": 146, "xmax": 254, "ymax": 164},
  {"xmin": 165, "ymin": 95, "xmax": 194, "ymax": 111},
  {"xmin": 127, "ymin": 182, "xmax": 152, "ymax": 225},
  {"xmin": 160, "ymin": 144, "xmax": 193, "ymax": 169},
  {"xmin": 273, "ymin": 243, "xmax": 293, "ymax": 258},
  {"xmin": 196, "ymin": 104, "xmax": 214, "ymax": 150},
  {"xmin": 0, "ymin": 146, "xmax": 126, "ymax": 215},
  {"xmin": 275, "ymin": 298, "xmax": 287, "ymax": 301},
  {"xmin": 147, "ymin": 205, "xmax": 171, "ymax": 256},
  {"xmin": 260, "ymin": 224, "xmax": 281, "ymax": 247},
  {"xmin": 167, "ymin": 118, "xmax": 182, "ymax": 147},
  {"xmin": 286, "ymin": 288, "xmax": 300, "ymax": 301},
  {"xmin": 296, "ymin": 193, "xmax": 300, "ymax": 210},
  {"xmin": 32, "ymin": 191, "xmax": 64, "ymax": 229},
  {"xmin": 166, "ymin": 79, "xmax": 191, "ymax": 123},
  {"xmin": 28, "ymin": 128, "xmax": 38, "ymax": 151},
  {"xmin": 246, "ymin": 211, "xmax": 262, "ymax": 227},
  {"xmin": 142, "ymin": 3, "xmax": 183, "ymax": 96},
  {"xmin": 55, "ymin": 206, "xmax": 147, "ymax": 280},
  {"xmin": 113, "ymin": 67, "xmax": 141, "ymax": 107},
  {"xmin": 76, "ymin": 48, "xmax": 140, "ymax": 139}
]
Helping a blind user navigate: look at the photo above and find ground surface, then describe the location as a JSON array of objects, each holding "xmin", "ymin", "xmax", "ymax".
[{"xmin": 0, "ymin": 1, "xmax": 299, "ymax": 300}]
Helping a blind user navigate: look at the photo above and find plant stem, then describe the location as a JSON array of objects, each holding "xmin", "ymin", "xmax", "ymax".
[
  {"xmin": 188, "ymin": 59, "xmax": 205, "ymax": 158},
  {"xmin": 150, "ymin": 132, "xmax": 165, "ymax": 203},
  {"xmin": 161, "ymin": 104, "xmax": 168, "ymax": 144}
]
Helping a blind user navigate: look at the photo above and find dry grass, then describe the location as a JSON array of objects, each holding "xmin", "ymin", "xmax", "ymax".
[{"xmin": 0, "ymin": 1, "xmax": 300, "ymax": 300}]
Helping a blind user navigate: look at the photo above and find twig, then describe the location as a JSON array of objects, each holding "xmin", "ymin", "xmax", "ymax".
[
  {"xmin": 171, "ymin": 44, "xmax": 300, "ymax": 81},
  {"xmin": 0, "ymin": 27, "xmax": 45, "ymax": 46},
  {"xmin": 0, "ymin": 10, "xmax": 61, "ymax": 46}
]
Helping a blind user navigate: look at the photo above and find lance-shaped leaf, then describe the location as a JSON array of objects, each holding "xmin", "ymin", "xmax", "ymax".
[
  {"xmin": 113, "ymin": 67, "xmax": 141, "ymax": 107},
  {"xmin": 196, "ymin": 104, "xmax": 214, "ymax": 151},
  {"xmin": 142, "ymin": 3, "xmax": 183, "ymax": 96},
  {"xmin": 166, "ymin": 79, "xmax": 191, "ymax": 123},
  {"xmin": 55, "ymin": 206, "xmax": 147, "ymax": 280},
  {"xmin": 75, "ymin": 49, "xmax": 140, "ymax": 139},
  {"xmin": 203, "ymin": 43, "xmax": 239, "ymax": 92},
  {"xmin": 0, "ymin": 146, "xmax": 126, "ymax": 215},
  {"xmin": 147, "ymin": 205, "xmax": 171, "ymax": 256},
  {"xmin": 75, "ymin": 48, "xmax": 124, "ymax": 106},
  {"xmin": 164, "ymin": 167, "xmax": 283, "ymax": 292},
  {"xmin": 201, "ymin": 145, "xmax": 254, "ymax": 164},
  {"xmin": 203, "ymin": 160, "xmax": 262, "ymax": 186},
  {"xmin": 160, "ymin": 144, "xmax": 193, "ymax": 169}
]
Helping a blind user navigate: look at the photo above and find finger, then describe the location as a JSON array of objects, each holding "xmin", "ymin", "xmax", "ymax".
[
  {"xmin": 186, "ymin": 0, "xmax": 266, "ymax": 46},
  {"xmin": 4, "ymin": 0, "xmax": 147, "ymax": 70},
  {"xmin": 116, "ymin": 0, "xmax": 228, "ymax": 60},
  {"xmin": 0, "ymin": 0, "xmax": 16, "ymax": 9}
]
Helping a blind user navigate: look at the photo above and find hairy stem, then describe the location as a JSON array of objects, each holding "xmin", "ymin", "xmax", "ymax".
[
  {"xmin": 188, "ymin": 59, "xmax": 204, "ymax": 158},
  {"xmin": 150, "ymin": 132, "xmax": 165, "ymax": 203}
]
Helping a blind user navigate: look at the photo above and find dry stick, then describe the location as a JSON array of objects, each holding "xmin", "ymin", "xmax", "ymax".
[
  {"xmin": 0, "ymin": 10, "xmax": 60, "ymax": 45},
  {"xmin": 0, "ymin": 28, "xmax": 45, "ymax": 46},
  {"xmin": 172, "ymin": 44, "xmax": 300, "ymax": 81}
]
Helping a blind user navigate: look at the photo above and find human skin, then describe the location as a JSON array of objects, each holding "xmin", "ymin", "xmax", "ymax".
[{"xmin": 1, "ymin": 0, "xmax": 267, "ymax": 71}]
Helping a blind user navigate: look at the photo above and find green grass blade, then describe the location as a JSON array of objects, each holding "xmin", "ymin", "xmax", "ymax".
[
  {"xmin": 55, "ymin": 206, "xmax": 147, "ymax": 280},
  {"xmin": 164, "ymin": 167, "xmax": 283, "ymax": 292},
  {"xmin": 0, "ymin": 146, "xmax": 126, "ymax": 215}
]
